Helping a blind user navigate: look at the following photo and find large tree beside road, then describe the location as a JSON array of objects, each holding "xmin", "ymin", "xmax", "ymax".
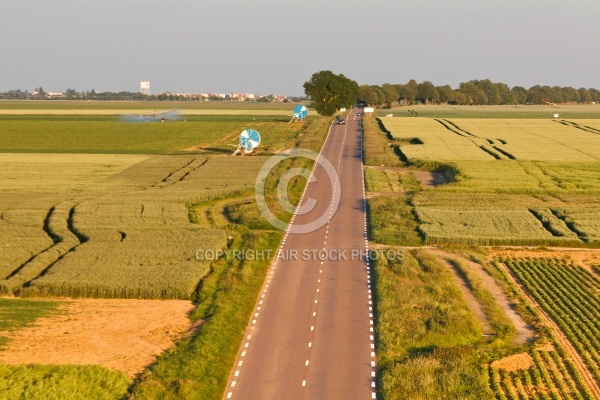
[{"xmin": 303, "ymin": 70, "xmax": 359, "ymax": 116}]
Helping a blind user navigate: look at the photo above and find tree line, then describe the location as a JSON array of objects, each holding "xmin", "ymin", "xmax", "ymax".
[{"xmin": 359, "ymin": 79, "xmax": 600, "ymax": 107}]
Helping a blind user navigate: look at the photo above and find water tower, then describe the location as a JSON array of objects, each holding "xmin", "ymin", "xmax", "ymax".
[{"xmin": 140, "ymin": 81, "xmax": 150, "ymax": 95}]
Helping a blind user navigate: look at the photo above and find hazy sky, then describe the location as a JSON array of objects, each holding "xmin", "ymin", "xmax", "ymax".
[{"xmin": 2, "ymin": 0, "xmax": 599, "ymax": 96}]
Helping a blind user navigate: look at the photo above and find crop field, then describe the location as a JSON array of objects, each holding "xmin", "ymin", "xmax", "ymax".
[
  {"xmin": 0, "ymin": 153, "xmax": 150, "ymax": 193},
  {"xmin": 481, "ymin": 256, "xmax": 600, "ymax": 399},
  {"xmin": 502, "ymin": 257, "xmax": 600, "ymax": 383},
  {"xmin": 415, "ymin": 207, "xmax": 582, "ymax": 246},
  {"xmin": 381, "ymin": 117, "xmax": 496, "ymax": 160},
  {"xmin": 413, "ymin": 160, "xmax": 600, "ymax": 246},
  {"xmin": 0, "ymin": 109, "xmax": 324, "ymax": 299},
  {"xmin": 380, "ymin": 117, "xmax": 600, "ymax": 162},
  {"xmin": 0, "ymin": 116, "xmax": 306, "ymax": 154},
  {"xmin": 0, "ymin": 155, "xmax": 270, "ymax": 299},
  {"xmin": 487, "ymin": 345, "xmax": 594, "ymax": 400},
  {"xmin": 409, "ymin": 161, "xmax": 600, "ymax": 246},
  {"xmin": 377, "ymin": 104, "xmax": 600, "ymax": 119},
  {"xmin": 364, "ymin": 107, "xmax": 600, "ymax": 400},
  {"xmin": 368, "ymin": 114, "xmax": 600, "ymax": 247},
  {"xmin": 0, "ymin": 101, "xmax": 332, "ymax": 399},
  {"xmin": 447, "ymin": 119, "xmax": 600, "ymax": 161},
  {"xmin": 568, "ymin": 119, "xmax": 600, "ymax": 132}
]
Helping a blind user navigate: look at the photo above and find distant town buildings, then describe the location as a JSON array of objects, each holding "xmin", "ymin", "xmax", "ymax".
[
  {"xmin": 0, "ymin": 84, "xmax": 292, "ymax": 102},
  {"xmin": 152, "ymin": 92, "xmax": 288, "ymax": 102},
  {"xmin": 31, "ymin": 91, "xmax": 65, "ymax": 98},
  {"xmin": 134, "ymin": 80, "xmax": 286, "ymax": 101}
]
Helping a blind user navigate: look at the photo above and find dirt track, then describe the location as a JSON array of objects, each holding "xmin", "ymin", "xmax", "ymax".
[
  {"xmin": 428, "ymin": 249, "xmax": 535, "ymax": 345},
  {"xmin": 365, "ymin": 166, "xmax": 445, "ymax": 189},
  {"xmin": 0, "ymin": 299, "xmax": 195, "ymax": 378}
]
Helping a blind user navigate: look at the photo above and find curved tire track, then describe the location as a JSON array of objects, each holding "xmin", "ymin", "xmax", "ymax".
[{"xmin": 0, "ymin": 202, "xmax": 85, "ymax": 295}]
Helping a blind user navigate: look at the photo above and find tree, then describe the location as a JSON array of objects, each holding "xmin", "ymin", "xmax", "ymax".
[
  {"xmin": 404, "ymin": 79, "xmax": 419, "ymax": 105},
  {"xmin": 449, "ymin": 90, "xmax": 468, "ymax": 105},
  {"xmin": 392, "ymin": 84, "xmax": 405, "ymax": 103},
  {"xmin": 417, "ymin": 81, "xmax": 439, "ymax": 104},
  {"xmin": 578, "ymin": 88, "xmax": 592, "ymax": 103},
  {"xmin": 561, "ymin": 87, "xmax": 580, "ymax": 104},
  {"xmin": 381, "ymin": 84, "xmax": 399, "ymax": 106},
  {"xmin": 437, "ymin": 85, "xmax": 453, "ymax": 104},
  {"xmin": 370, "ymin": 86, "xmax": 386, "ymax": 107},
  {"xmin": 459, "ymin": 82, "xmax": 488, "ymax": 104},
  {"xmin": 358, "ymin": 85, "xmax": 378, "ymax": 106},
  {"xmin": 303, "ymin": 70, "xmax": 359, "ymax": 116},
  {"xmin": 475, "ymin": 80, "xmax": 500, "ymax": 105},
  {"xmin": 495, "ymin": 83, "xmax": 514, "ymax": 104},
  {"xmin": 511, "ymin": 86, "xmax": 528, "ymax": 104}
]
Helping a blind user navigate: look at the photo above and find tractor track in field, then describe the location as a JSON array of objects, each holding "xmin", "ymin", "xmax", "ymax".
[
  {"xmin": 152, "ymin": 157, "xmax": 208, "ymax": 189},
  {"xmin": 434, "ymin": 118, "xmax": 512, "ymax": 160},
  {"xmin": 556, "ymin": 119, "xmax": 600, "ymax": 135},
  {"xmin": 0, "ymin": 202, "xmax": 87, "ymax": 294}
]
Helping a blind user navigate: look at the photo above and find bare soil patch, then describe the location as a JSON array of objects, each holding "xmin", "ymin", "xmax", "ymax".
[
  {"xmin": 365, "ymin": 166, "xmax": 446, "ymax": 189},
  {"xmin": 412, "ymin": 170, "xmax": 445, "ymax": 189},
  {"xmin": 491, "ymin": 352, "xmax": 534, "ymax": 371},
  {"xmin": 0, "ymin": 299, "xmax": 195, "ymax": 378}
]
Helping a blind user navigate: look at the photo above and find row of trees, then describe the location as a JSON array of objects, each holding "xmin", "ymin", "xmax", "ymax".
[{"xmin": 359, "ymin": 79, "xmax": 600, "ymax": 107}]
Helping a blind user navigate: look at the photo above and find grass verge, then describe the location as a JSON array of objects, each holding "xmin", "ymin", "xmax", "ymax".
[
  {"xmin": 0, "ymin": 364, "xmax": 130, "ymax": 400},
  {"xmin": 129, "ymin": 229, "xmax": 281, "ymax": 399},
  {"xmin": 375, "ymin": 249, "xmax": 494, "ymax": 399}
]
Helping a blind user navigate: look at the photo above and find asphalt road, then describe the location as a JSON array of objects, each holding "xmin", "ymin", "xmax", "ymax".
[{"xmin": 225, "ymin": 110, "xmax": 376, "ymax": 399}]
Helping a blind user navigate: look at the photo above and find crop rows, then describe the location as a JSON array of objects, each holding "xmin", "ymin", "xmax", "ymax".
[
  {"xmin": 503, "ymin": 257, "xmax": 600, "ymax": 385},
  {"xmin": 488, "ymin": 346, "xmax": 593, "ymax": 400},
  {"xmin": 415, "ymin": 207, "xmax": 583, "ymax": 246}
]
